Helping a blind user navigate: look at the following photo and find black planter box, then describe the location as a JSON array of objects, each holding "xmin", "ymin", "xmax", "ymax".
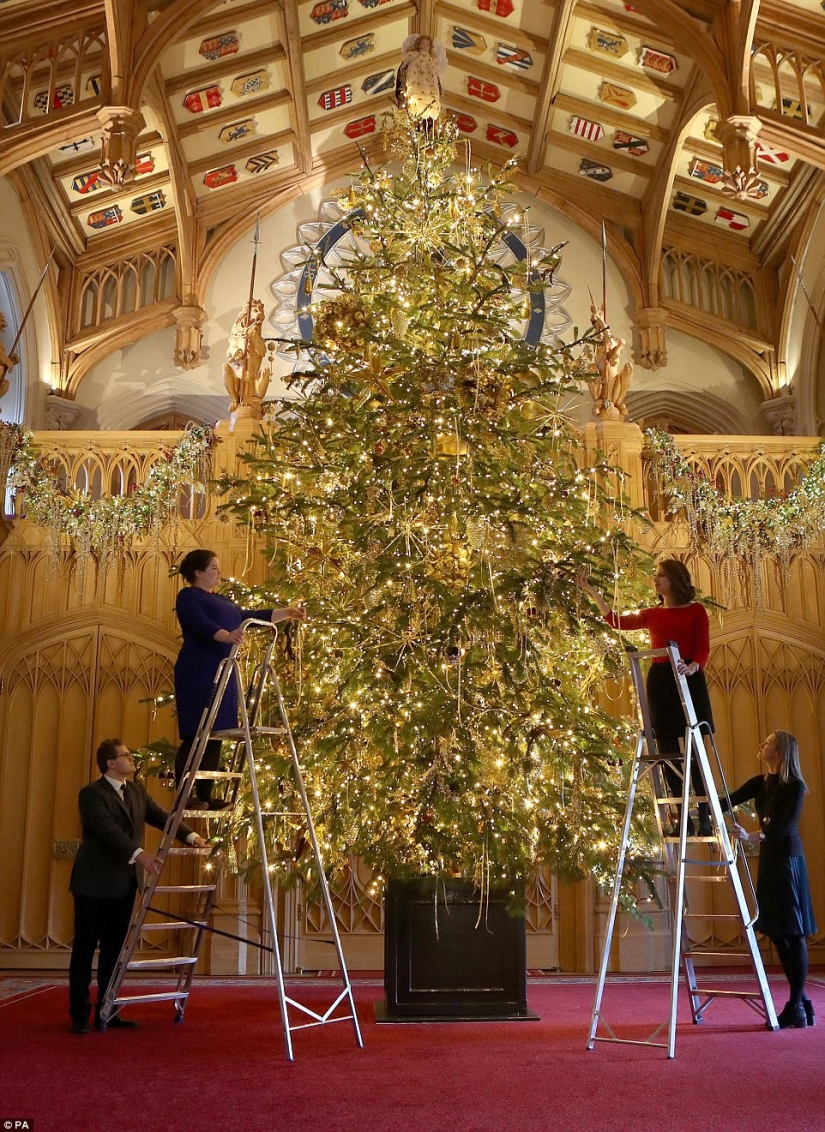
[{"xmin": 377, "ymin": 877, "xmax": 538, "ymax": 1022}]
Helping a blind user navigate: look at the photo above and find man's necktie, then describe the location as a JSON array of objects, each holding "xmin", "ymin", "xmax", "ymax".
[{"xmin": 120, "ymin": 785, "xmax": 133, "ymax": 817}]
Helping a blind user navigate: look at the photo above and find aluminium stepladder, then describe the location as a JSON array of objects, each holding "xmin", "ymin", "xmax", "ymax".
[
  {"xmin": 587, "ymin": 643, "xmax": 778, "ymax": 1058},
  {"xmin": 99, "ymin": 618, "xmax": 363, "ymax": 1060}
]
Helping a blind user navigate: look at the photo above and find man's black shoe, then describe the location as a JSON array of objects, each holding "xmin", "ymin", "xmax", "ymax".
[
  {"xmin": 70, "ymin": 1020, "xmax": 90, "ymax": 1034},
  {"xmin": 95, "ymin": 1012, "xmax": 139, "ymax": 1031}
]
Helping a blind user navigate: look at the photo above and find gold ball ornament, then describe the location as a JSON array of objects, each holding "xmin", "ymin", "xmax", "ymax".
[
  {"xmin": 313, "ymin": 294, "xmax": 370, "ymax": 352},
  {"xmin": 391, "ymin": 309, "xmax": 410, "ymax": 339},
  {"xmin": 427, "ymin": 532, "xmax": 472, "ymax": 589}
]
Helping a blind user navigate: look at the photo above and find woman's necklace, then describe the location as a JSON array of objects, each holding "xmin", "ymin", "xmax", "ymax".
[{"xmin": 761, "ymin": 774, "xmax": 778, "ymax": 827}]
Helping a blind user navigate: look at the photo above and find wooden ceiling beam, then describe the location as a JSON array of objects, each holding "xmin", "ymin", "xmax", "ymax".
[
  {"xmin": 131, "ymin": 0, "xmax": 224, "ymax": 103},
  {"xmin": 103, "ymin": 0, "xmax": 136, "ymax": 102},
  {"xmin": 751, "ymin": 163, "xmax": 824, "ymax": 264},
  {"xmin": 525, "ymin": 0, "xmax": 575, "ymax": 174},
  {"xmin": 280, "ymin": 0, "xmax": 313, "ymax": 176},
  {"xmin": 11, "ymin": 161, "xmax": 85, "ymax": 258},
  {"xmin": 0, "ymin": 103, "xmax": 104, "ymax": 179},
  {"xmin": 173, "ymin": 0, "xmax": 281, "ymax": 43},
  {"xmin": 518, "ymin": 165, "xmax": 643, "ymax": 230},
  {"xmin": 756, "ymin": 7, "xmax": 825, "ymax": 58},
  {"xmin": 73, "ymin": 211, "xmax": 179, "ymax": 272},
  {"xmin": 758, "ymin": 111, "xmax": 825, "ymax": 172},
  {"xmin": 141, "ymin": 69, "xmax": 198, "ymax": 302},
  {"xmin": 50, "ymin": 130, "xmax": 164, "ymax": 177},
  {"xmin": 633, "ymin": 67, "xmax": 719, "ymax": 314},
  {"xmin": 662, "ymin": 211, "xmax": 762, "ymax": 271},
  {"xmin": 0, "ymin": 2, "xmax": 103, "ymax": 53}
]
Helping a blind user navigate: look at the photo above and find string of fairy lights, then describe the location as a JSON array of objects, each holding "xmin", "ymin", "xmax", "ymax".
[{"xmin": 213, "ymin": 110, "xmax": 655, "ymax": 904}]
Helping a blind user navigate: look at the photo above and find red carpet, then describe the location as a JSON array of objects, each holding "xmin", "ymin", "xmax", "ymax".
[{"xmin": 2, "ymin": 974, "xmax": 823, "ymax": 1132}]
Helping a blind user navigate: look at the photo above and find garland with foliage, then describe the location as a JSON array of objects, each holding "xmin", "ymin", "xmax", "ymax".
[
  {"xmin": 1, "ymin": 421, "xmax": 216, "ymax": 574},
  {"xmin": 643, "ymin": 427, "xmax": 825, "ymax": 597}
]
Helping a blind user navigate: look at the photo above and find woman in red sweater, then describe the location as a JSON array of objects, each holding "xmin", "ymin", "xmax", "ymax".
[{"xmin": 578, "ymin": 559, "xmax": 714, "ymax": 836}]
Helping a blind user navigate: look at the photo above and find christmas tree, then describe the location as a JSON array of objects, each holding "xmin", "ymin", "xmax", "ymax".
[{"xmin": 218, "ymin": 110, "xmax": 649, "ymax": 900}]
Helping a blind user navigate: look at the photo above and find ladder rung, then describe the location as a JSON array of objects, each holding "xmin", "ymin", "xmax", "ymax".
[
  {"xmin": 182, "ymin": 808, "xmax": 230, "ymax": 818},
  {"xmin": 113, "ymin": 991, "xmax": 191, "ymax": 1005},
  {"xmin": 685, "ymin": 949, "xmax": 755, "ymax": 959},
  {"xmin": 689, "ymin": 988, "xmax": 763, "ymax": 998},
  {"xmin": 210, "ymin": 726, "xmax": 286, "ymax": 738},
  {"xmin": 193, "ymin": 770, "xmax": 243, "ymax": 779},
  {"xmin": 140, "ymin": 921, "xmax": 207, "ymax": 931},
  {"xmin": 684, "ymin": 912, "xmax": 746, "ymax": 920},
  {"xmin": 166, "ymin": 846, "xmax": 213, "ymax": 855},
  {"xmin": 663, "ymin": 836, "xmax": 718, "ymax": 843},
  {"xmin": 127, "ymin": 957, "xmax": 199, "ymax": 969},
  {"xmin": 153, "ymin": 884, "xmax": 216, "ymax": 893}
]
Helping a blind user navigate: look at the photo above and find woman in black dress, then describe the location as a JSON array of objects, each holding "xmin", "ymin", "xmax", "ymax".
[{"xmin": 726, "ymin": 730, "xmax": 817, "ymax": 1029}]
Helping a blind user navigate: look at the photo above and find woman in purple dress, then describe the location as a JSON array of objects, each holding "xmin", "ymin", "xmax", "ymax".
[{"xmin": 173, "ymin": 549, "xmax": 304, "ymax": 809}]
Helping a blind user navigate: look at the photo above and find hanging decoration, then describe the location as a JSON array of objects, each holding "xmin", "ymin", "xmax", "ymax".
[
  {"xmin": 644, "ymin": 427, "xmax": 825, "ymax": 601},
  {"xmin": 5, "ymin": 423, "xmax": 216, "ymax": 575}
]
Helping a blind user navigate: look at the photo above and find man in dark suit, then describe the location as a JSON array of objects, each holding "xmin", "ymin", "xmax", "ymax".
[{"xmin": 68, "ymin": 737, "xmax": 208, "ymax": 1034}]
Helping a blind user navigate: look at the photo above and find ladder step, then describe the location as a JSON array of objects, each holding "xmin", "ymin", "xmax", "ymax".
[
  {"xmin": 689, "ymin": 987, "xmax": 764, "ymax": 998},
  {"xmin": 210, "ymin": 726, "xmax": 286, "ymax": 738},
  {"xmin": 140, "ymin": 921, "xmax": 207, "ymax": 931},
  {"xmin": 113, "ymin": 991, "xmax": 191, "ymax": 1006},
  {"xmin": 153, "ymin": 884, "xmax": 217, "ymax": 893},
  {"xmin": 684, "ymin": 912, "xmax": 745, "ymax": 920},
  {"xmin": 663, "ymin": 836, "xmax": 718, "ymax": 843},
  {"xmin": 674, "ymin": 860, "xmax": 733, "ymax": 869},
  {"xmin": 166, "ymin": 846, "xmax": 214, "ymax": 855},
  {"xmin": 182, "ymin": 808, "xmax": 230, "ymax": 818},
  {"xmin": 685, "ymin": 949, "xmax": 755, "ymax": 959},
  {"xmin": 193, "ymin": 770, "xmax": 243, "ymax": 780},
  {"xmin": 127, "ymin": 957, "xmax": 199, "ymax": 969}
]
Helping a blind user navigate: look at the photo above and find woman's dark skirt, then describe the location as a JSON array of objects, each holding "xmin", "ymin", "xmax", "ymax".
[
  {"xmin": 646, "ymin": 662, "xmax": 714, "ymax": 750},
  {"xmin": 755, "ymin": 852, "xmax": 817, "ymax": 937}
]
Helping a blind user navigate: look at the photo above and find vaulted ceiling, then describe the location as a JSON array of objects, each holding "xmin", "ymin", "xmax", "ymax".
[{"xmin": 1, "ymin": 0, "xmax": 824, "ymax": 414}]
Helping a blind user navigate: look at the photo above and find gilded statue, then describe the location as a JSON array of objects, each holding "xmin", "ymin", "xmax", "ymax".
[
  {"xmin": 223, "ymin": 299, "xmax": 272, "ymax": 418},
  {"xmin": 0, "ymin": 314, "xmax": 19, "ymax": 403},
  {"xmin": 586, "ymin": 301, "xmax": 633, "ymax": 421}
]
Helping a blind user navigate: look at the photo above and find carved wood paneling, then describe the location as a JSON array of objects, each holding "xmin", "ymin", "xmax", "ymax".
[{"xmin": 1, "ymin": 427, "xmax": 824, "ymax": 972}]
